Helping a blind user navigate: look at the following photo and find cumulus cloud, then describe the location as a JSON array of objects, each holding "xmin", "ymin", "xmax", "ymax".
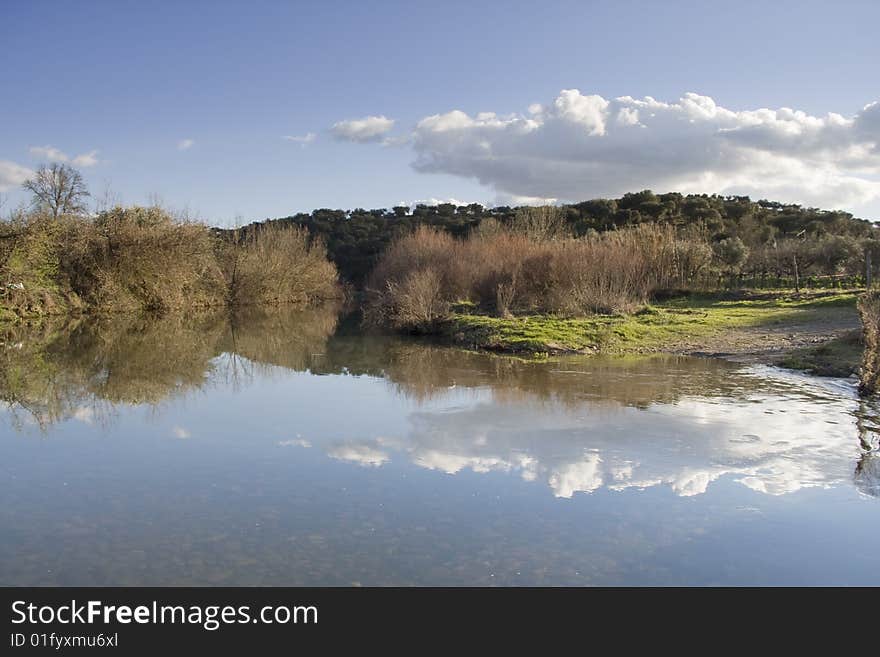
[
  {"xmin": 548, "ymin": 455, "xmax": 604, "ymax": 498},
  {"xmin": 0, "ymin": 160, "xmax": 34, "ymax": 191},
  {"xmin": 283, "ymin": 132, "xmax": 316, "ymax": 146},
  {"xmin": 29, "ymin": 145, "xmax": 100, "ymax": 167},
  {"xmin": 404, "ymin": 90, "xmax": 880, "ymax": 210},
  {"xmin": 319, "ymin": 362, "xmax": 860, "ymax": 499},
  {"xmin": 177, "ymin": 138, "xmax": 195, "ymax": 151},
  {"xmin": 403, "ymin": 197, "xmax": 477, "ymax": 208},
  {"xmin": 331, "ymin": 115, "xmax": 395, "ymax": 143}
]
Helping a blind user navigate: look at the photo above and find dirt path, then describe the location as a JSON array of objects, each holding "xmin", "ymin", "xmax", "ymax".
[{"xmin": 671, "ymin": 305, "xmax": 861, "ymax": 366}]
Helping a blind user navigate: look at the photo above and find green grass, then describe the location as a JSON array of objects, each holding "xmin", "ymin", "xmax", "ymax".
[
  {"xmin": 777, "ymin": 330, "xmax": 862, "ymax": 377},
  {"xmin": 446, "ymin": 290, "xmax": 860, "ymax": 357}
]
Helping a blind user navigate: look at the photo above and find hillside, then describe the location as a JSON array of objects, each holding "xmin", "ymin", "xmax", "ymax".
[{"xmin": 233, "ymin": 191, "xmax": 878, "ymax": 285}]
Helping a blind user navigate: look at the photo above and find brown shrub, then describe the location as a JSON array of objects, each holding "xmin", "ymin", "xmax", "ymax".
[
  {"xmin": 859, "ymin": 290, "xmax": 880, "ymax": 396},
  {"xmin": 62, "ymin": 206, "xmax": 223, "ymax": 312},
  {"xmin": 388, "ymin": 268, "xmax": 449, "ymax": 331},
  {"xmin": 217, "ymin": 223, "xmax": 339, "ymax": 308},
  {"xmin": 365, "ymin": 223, "xmax": 712, "ymax": 329},
  {"xmin": 466, "ymin": 232, "xmax": 538, "ymax": 313},
  {"xmin": 543, "ymin": 225, "xmax": 685, "ymax": 314},
  {"xmin": 511, "ymin": 205, "xmax": 570, "ymax": 241},
  {"xmin": 0, "ymin": 206, "xmax": 339, "ymax": 317},
  {"xmin": 363, "ymin": 227, "xmax": 457, "ymax": 328}
]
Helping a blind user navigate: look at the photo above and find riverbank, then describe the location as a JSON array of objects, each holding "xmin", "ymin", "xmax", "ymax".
[
  {"xmin": 0, "ymin": 208, "xmax": 340, "ymax": 320},
  {"xmin": 443, "ymin": 290, "xmax": 862, "ymax": 376}
]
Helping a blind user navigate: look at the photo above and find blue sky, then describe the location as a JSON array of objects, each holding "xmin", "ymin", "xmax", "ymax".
[{"xmin": 2, "ymin": 0, "xmax": 879, "ymax": 225}]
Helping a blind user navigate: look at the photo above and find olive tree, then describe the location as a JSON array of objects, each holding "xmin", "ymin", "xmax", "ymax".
[{"xmin": 713, "ymin": 237, "xmax": 749, "ymax": 274}]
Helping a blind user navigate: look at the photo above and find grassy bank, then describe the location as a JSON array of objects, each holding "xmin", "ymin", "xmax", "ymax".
[
  {"xmin": 444, "ymin": 291, "xmax": 861, "ymax": 373},
  {"xmin": 777, "ymin": 331, "xmax": 862, "ymax": 377},
  {"xmin": 362, "ymin": 214, "xmax": 865, "ymax": 381}
]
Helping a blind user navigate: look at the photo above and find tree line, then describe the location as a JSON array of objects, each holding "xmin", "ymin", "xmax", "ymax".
[{"xmin": 241, "ymin": 190, "xmax": 878, "ymax": 285}]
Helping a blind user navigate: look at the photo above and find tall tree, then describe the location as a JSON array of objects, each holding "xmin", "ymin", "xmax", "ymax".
[{"xmin": 23, "ymin": 163, "xmax": 90, "ymax": 219}]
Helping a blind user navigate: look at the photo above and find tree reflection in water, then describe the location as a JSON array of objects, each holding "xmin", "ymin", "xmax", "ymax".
[
  {"xmin": 854, "ymin": 398, "xmax": 880, "ymax": 497},
  {"xmin": 0, "ymin": 305, "xmax": 340, "ymax": 428},
  {"xmin": 0, "ymin": 307, "xmax": 874, "ymax": 498}
]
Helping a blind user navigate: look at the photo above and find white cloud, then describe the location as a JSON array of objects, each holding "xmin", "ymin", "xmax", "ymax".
[
  {"xmin": 177, "ymin": 139, "xmax": 195, "ymax": 151},
  {"xmin": 548, "ymin": 454, "xmax": 604, "ymax": 498},
  {"xmin": 72, "ymin": 150, "xmax": 99, "ymax": 167},
  {"xmin": 321, "ymin": 363, "xmax": 861, "ymax": 499},
  {"xmin": 327, "ymin": 442, "xmax": 389, "ymax": 467},
  {"xmin": 29, "ymin": 145, "xmax": 68, "ymax": 161},
  {"xmin": 331, "ymin": 115, "xmax": 395, "ymax": 143},
  {"xmin": 171, "ymin": 426, "xmax": 191, "ymax": 439},
  {"xmin": 405, "ymin": 197, "xmax": 476, "ymax": 208},
  {"xmin": 283, "ymin": 132, "xmax": 316, "ymax": 147},
  {"xmin": 404, "ymin": 90, "xmax": 880, "ymax": 210},
  {"xmin": 278, "ymin": 436, "xmax": 311, "ymax": 448},
  {"xmin": 29, "ymin": 145, "xmax": 100, "ymax": 167},
  {"xmin": 0, "ymin": 160, "xmax": 34, "ymax": 191},
  {"xmin": 493, "ymin": 192, "xmax": 558, "ymax": 207}
]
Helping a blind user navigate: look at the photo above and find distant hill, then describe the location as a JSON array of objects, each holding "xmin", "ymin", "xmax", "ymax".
[{"xmin": 228, "ymin": 191, "xmax": 878, "ymax": 284}]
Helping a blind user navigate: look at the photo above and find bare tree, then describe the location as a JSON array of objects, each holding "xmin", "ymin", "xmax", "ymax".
[
  {"xmin": 511, "ymin": 205, "xmax": 570, "ymax": 241},
  {"xmin": 95, "ymin": 179, "xmax": 122, "ymax": 214},
  {"xmin": 23, "ymin": 163, "xmax": 90, "ymax": 219}
]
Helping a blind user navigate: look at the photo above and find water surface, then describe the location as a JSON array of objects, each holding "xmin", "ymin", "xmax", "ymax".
[{"xmin": 2, "ymin": 307, "xmax": 879, "ymax": 585}]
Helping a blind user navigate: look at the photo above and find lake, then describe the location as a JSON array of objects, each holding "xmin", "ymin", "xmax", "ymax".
[{"xmin": 2, "ymin": 305, "xmax": 879, "ymax": 586}]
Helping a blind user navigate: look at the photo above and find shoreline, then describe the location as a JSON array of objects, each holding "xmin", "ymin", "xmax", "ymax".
[
  {"xmin": 3, "ymin": 289, "xmax": 865, "ymax": 379},
  {"xmin": 438, "ymin": 290, "xmax": 863, "ymax": 377}
]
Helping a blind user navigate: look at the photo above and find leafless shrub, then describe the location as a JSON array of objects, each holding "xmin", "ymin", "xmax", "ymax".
[
  {"xmin": 365, "ymin": 223, "xmax": 711, "ymax": 329},
  {"xmin": 217, "ymin": 224, "xmax": 338, "ymax": 308},
  {"xmin": 511, "ymin": 205, "xmax": 570, "ymax": 241},
  {"xmin": 363, "ymin": 227, "xmax": 456, "ymax": 329},
  {"xmin": 859, "ymin": 291, "xmax": 880, "ymax": 396}
]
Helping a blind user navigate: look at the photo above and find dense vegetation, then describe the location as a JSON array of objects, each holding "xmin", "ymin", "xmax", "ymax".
[
  {"xmin": 248, "ymin": 190, "xmax": 878, "ymax": 285},
  {"xmin": 859, "ymin": 291, "xmax": 880, "ymax": 395},
  {"xmin": 0, "ymin": 163, "xmax": 340, "ymax": 319},
  {"xmin": 0, "ymin": 205, "xmax": 339, "ymax": 319},
  {"xmin": 5, "ymin": 162, "xmax": 879, "ymax": 392},
  {"xmin": 358, "ymin": 199, "xmax": 872, "ymax": 331},
  {"xmin": 363, "ymin": 221, "xmax": 708, "ymax": 329}
]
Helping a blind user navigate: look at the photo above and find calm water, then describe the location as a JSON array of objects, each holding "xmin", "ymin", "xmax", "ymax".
[{"xmin": 2, "ymin": 306, "xmax": 879, "ymax": 586}]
